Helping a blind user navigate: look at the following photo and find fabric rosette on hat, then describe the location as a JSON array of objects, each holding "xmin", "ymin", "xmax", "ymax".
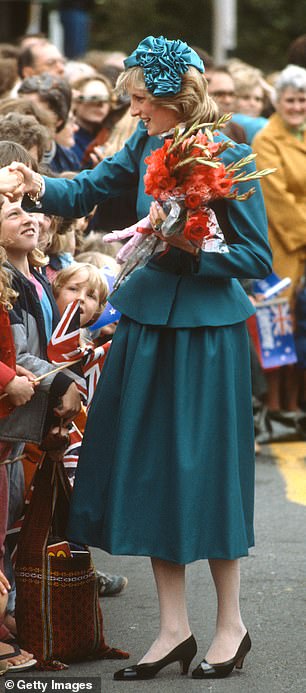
[{"xmin": 124, "ymin": 35, "xmax": 204, "ymax": 96}]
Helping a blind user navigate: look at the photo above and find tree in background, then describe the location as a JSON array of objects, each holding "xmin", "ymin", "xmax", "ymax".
[{"xmin": 90, "ymin": 0, "xmax": 306, "ymax": 73}]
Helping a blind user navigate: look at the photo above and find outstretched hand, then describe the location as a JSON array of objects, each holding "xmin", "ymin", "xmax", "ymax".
[
  {"xmin": 8, "ymin": 162, "xmax": 43, "ymax": 200},
  {"xmin": 0, "ymin": 165, "xmax": 25, "ymax": 201}
]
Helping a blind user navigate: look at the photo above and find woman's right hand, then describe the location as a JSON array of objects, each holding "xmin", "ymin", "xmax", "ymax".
[
  {"xmin": 149, "ymin": 201, "xmax": 200, "ymax": 256},
  {"xmin": 0, "ymin": 165, "xmax": 25, "ymax": 200},
  {"xmin": 4, "ymin": 375, "xmax": 35, "ymax": 406},
  {"xmin": 9, "ymin": 162, "xmax": 43, "ymax": 199}
]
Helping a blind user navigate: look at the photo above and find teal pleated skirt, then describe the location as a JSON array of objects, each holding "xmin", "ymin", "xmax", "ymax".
[{"xmin": 67, "ymin": 317, "xmax": 255, "ymax": 564}]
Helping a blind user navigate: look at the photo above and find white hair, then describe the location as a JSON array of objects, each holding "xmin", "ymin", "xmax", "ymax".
[{"xmin": 272, "ymin": 64, "xmax": 306, "ymax": 103}]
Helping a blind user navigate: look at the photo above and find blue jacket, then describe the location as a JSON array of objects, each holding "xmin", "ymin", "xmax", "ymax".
[{"xmin": 37, "ymin": 121, "xmax": 272, "ymax": 327}]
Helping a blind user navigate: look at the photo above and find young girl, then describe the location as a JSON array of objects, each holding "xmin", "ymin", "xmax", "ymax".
[
  {"xmin": 0, "ymin": 201, "xmax": 36, "ymax": 673},
  {"xmin": 0, "ymin": 198, "xmax": 82, "ymax": 643},
  {"xmin": 0, "ymin": 198, "xmax": 81, "ymax": 442}
]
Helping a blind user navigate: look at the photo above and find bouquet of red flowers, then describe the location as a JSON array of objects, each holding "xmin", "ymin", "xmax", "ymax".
[
  {"xmin": 111, "ymin": 116, "xmax": 274, "ymax": 288},
  {"xmin": 144, "ymin": 114, "xmax": 274, "ymax": 248}
]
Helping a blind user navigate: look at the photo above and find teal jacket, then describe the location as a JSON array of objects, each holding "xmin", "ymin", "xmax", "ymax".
[{"xmin": 38, "ymin": 121, "xmax": 272, "ymax": 327}]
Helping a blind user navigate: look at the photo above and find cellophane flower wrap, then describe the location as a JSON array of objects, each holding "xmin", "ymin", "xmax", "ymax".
[{"xmin": 112, "ymin": 116, "xmax": 275, "ymax": 289}]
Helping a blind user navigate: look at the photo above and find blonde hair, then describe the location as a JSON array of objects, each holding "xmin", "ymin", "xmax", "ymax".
[
  {"xmin": 52, "ymin": 262, "xmax": 109, "ymax": 324},
  {"xmin": 76, "ymin": 251, "xmax": 119, "ymax": 274},
  {"xmin": 0, "ymin": 243, "xmax": 17, "ymax": 309},
  {"xmin": 233, "ymin": 72, "xmax": 264, "ymax": 97},
  {"xmin": 28, "ymin": 248, "xmax": 48, "ymax": 268},
  {"xmin": 116, "ymin": 65, "xmax": 218, "ymax": 126}
]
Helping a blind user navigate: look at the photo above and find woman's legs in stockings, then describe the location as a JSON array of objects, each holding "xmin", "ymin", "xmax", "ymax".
[
  {"xmin": 138, "ymin": 558, "xmax": 191, "ymax": 664},
  {"xmin": 206, "ymin": 558, "xmax": 247, "ymax": 663},
  {"xmin": 136, "ymin": 557, "xmax": 247, "ymax": 665}
]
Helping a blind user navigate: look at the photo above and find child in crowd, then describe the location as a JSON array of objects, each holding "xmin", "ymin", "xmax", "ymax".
[
  {"xmin": 51, "ymin": 261, "xmax": 109, "ymax": 483},
  {"xmin": 0, "ymin": 197, "xmax": 81, "ymax": 438},
  {"xmin": 51, "ymin": 263, "xmax": 128, "ymax": 596},
  {"xmin": 0, "ymin": 196, "xmax": 82, "ymax": 629},
  {"xmin": 74, "ymin": 251, "xmax": 120, "ymax": 345},
  {"xmin": 0, "ymin": 196, "xmax": 36, "ymax": 673}
]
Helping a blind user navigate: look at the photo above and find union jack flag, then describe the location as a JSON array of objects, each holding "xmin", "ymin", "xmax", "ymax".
[
  {"xmin": 6, "ymin": 480, "xmax": 35, "ymax": 567},
  {"xmin": 271, "ymin": 302, "xmax": 292, "ymax": 336},
  {"xmin": 247, "ymin": 298, "xmax": 297, "ymax": 369},
  {"xmin": 47, "ymin": 300, "xmax": 111, "ymax": 408},
  {"xmin": 82, "ymin": 342, "xmax": 111, "ymax": 407},
  {"xmin": 47, "ymin": 299, "xmax": 83, "ymax": 365},
  {"xmin": 62, "ymin": 422, "xmax": 83, "ymax": 487}
]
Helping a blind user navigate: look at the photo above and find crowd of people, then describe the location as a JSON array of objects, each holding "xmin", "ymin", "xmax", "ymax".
[{"xmin": 0, "ymin": 27, "xmax": 305, "ymax": 679}]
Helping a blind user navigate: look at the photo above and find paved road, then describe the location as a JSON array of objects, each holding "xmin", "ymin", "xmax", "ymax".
[{"xmin": 3, "ymin": 443, "xmax": 306, "ymax": 693}]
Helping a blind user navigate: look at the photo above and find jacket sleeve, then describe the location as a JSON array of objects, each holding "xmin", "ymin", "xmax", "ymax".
[
  {"xmin": 252, "ymin": 132, "xmax": 306, "ymax": 253},
  {"xmin": 33, "ymin": 124, "xmax": 145, "ymax": 218},
  {"xmin": 191, "ymin": 142, "xmax": 272, "ymax": 280},
  {"xmin": 196, "ymin": 168, "xmax": 272, "ymax": 280},
  {"xmin": 0, "ymin": 362, "xmax": 15, "ymax": 389},
  {"xmin": 9, "ymin": 310, "xmax": 73, "ymax": 393}
]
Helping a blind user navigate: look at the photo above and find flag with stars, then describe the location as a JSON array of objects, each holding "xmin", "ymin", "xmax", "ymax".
[{"xmin": 247, "ymin": 298, "xmax": 297, "ymax": 369}]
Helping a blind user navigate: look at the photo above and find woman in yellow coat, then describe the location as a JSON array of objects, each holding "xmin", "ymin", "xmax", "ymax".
[{"xmin": 253, "ymin": 64, "xmax": 306, "ymax": 411}]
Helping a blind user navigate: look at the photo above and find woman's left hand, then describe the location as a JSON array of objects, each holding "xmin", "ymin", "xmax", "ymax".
[{"xmin": 150, "ymin": 201, "xmax": 200, "ymax": 256}]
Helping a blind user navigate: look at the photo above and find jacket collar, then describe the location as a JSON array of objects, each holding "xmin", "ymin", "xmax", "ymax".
[{"xmin": 266, "ymin": 112, "xmax": 306, "ymax": 150}]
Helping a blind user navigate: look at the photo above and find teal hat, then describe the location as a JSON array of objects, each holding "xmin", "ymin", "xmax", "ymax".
[{"xmin": 124, "ymin": 35, "xmax": 205, "ymax": 96}]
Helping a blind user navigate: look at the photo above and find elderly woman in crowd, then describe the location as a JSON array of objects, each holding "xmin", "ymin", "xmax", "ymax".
[{"xmin": 253, "ymin": 64, "xmax": 306, "ymax": 412}]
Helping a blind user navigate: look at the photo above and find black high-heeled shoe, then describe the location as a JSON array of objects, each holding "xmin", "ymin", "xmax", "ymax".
[
  {"xmin": 192, "ymin": 631, "xmax": 251, "ymax": 679},
  {"xmin": 113, "ymin": 634, "xmax": 197, "ymax": 680}
]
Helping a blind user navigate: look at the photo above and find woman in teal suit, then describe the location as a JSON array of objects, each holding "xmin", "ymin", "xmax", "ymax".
[{"xmin": 13, "ymin": 36, "xmax": 272, "ymax": 680}]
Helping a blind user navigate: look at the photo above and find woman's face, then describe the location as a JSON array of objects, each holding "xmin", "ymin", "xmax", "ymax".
[
  {"xmin": 129, "ymin": 89, "xmax": 179, "ymax": 136},
  {"xmin": 235, "ymin": 84, "xmax": 264, "ymax": 117},
  {"xmin": 56, "ymin": 267, "xmax": 100, "ymax": 327},
  {"xmin": 0, "ymin": 199, "xmax": 39, "ymax": 255},
  {"xmin": 276, "ymin": 86, "xmax": 306, "ymax": 130},
  {"xmin": 74, "ymin": 80, "xmax": 111, "ymax": 130}
]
